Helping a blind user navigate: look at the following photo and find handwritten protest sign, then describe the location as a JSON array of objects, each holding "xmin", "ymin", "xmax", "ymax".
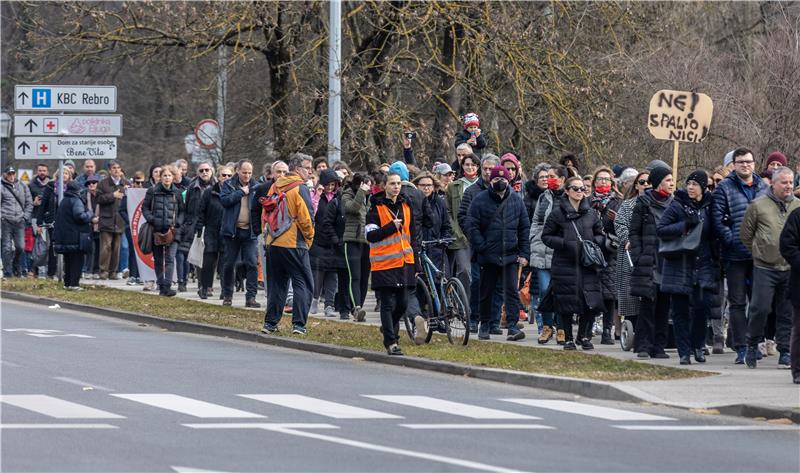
[{"xmin": 647, "ymin": 90, "xmax": 713, "ymax": 143}]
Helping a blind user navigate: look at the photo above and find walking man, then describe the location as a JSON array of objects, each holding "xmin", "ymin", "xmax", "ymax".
[{"xmin": 96, "ymin": 160, "xmax": 127, "ymax": 279}]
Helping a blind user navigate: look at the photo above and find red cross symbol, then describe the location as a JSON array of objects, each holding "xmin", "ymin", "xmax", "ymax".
[
  {"xmin": 39, "ymin": 143, "xmax": 49, "ymax": 153},
  {"xmin": 46, "ymin": 120, "xmax": 56, "ymax": 130}
]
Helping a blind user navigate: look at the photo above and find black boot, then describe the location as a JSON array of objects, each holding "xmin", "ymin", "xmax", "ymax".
[
  {"xmin": 160, "ymin": 284, "xmax": 176, "ymax": 297},
  {"xmin": 601, "ymin": 328, "xmax": 614, "ymax": 345},
  {"xmin": 198, "ymin": 286, "xmax": 208, "ymax": 300},
  {"xmin": 694, "ymin": 348, "xmax": 706, "ymax": 363}
]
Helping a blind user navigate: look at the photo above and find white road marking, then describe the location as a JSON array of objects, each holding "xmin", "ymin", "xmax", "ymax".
[
  {"xmin": 613, "ymin": 425, "xmax": 800, "ymax": 431},
  {"xmin": 0, "ymin": 423, "xmax": 117, "ymax": 429},
  {"xmin": 3, "ymin": 328, "xmax": 60, "ymax": 333},
  {"xmin": 2, "ymin": 328, "xmax": 94, "ymax": 338},
  {"xmin": 171, "ymin": 466, "xmax": 233, "ymax": 473},
  {"xmin": 502, "ymin": 399, "xmax": 675, "ymax": 421},
  {"xmin": 185, "ymin": 423, "xmax": 338, "ymax": 430},
  {"xmin": 111, "ymin": 394, "xmax": 264, "ymax": 418},
  {"xmin": 53, "ymin": 377, "xmax": 114, "ymax": 392},
  {"xmin": 0, "ymin": 395, "xmax": 124, "ymax": 419},
  {"xmin": 184, "ymin": 423, "xmax": 531, "ymax": 473},
  {"xmin": 240, "ymin": 394, "xmax": 402, "ymax": 419},
  {"xmin": 364, "ymin": 395, "xmax": 539, "ymax": 420},
  {"xmin": 0, "ymin": 360, "xmax": 22, "ymax": 368},
  {"xmin": 401, "ymin": 423, "xmax": 553, "ymax": 430}
]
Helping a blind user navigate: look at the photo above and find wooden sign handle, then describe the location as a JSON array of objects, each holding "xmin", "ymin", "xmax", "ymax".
[{"xmin": 672, "ymin": 140, "xmax": 680, "ymax": 181}]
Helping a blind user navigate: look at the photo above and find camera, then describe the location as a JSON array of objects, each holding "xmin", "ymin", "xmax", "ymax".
[{"xmin": 404, "ymin": 131, "xmax": 417, "ymax": 140}]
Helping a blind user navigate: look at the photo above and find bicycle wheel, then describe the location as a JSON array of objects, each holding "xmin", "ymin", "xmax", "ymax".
[
  {"xmin": 402, "ymin": 314, "xmax": 416, "ymax": 342},
  {"xmin": 444, "ymin": 277, "xmax": 470, "ymax": 345}
]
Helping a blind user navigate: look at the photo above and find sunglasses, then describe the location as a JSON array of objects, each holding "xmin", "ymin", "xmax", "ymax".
[
  {"xmin": 198, "ymin": 168, "xmax": 211, "ymax": 173},
  {"xmin": 133, "ymin": 180, "xmax": 144, "ymax": 184},
  {"xmin": 637, "ymin": 179, "xmax": 649, "ymax": 186},
  {"xmin": 220, "ymin": 173, "xmax": 232, "ymax": 178},
  {"xmin": 567, "ymin": 185, "xmax": 587, "ymax": 193}
]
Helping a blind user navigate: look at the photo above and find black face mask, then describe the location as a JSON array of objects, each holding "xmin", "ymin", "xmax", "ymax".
[{"xmin": 492, "ymin": 181, "xmax": 508, "ymax": 193}]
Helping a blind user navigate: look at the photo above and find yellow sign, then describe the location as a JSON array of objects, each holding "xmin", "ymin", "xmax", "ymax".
[
  {"xmin": 18, "ymin": 169, "xmax": 33, "ymax": 185},
  {"xmin": 647, "ymin": 90, "xmax": 713, "ymax": 143}
]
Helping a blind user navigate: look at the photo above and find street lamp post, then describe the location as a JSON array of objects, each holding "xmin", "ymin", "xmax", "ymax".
[{"xmin": 0, "ymin": 109, "xmax": 11, "ymax": 166}]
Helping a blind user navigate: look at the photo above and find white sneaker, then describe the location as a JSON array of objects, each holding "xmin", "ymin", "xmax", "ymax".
[
  {"xmin": 413, "ymin": 315, "xmax": 428, "ymax": 345},
  {"xmin": 122, "ymin": 268, "xmax": 130, "ymax": 278},
  {"xmin": 759, "ymin": 342, "xmax": 767, "ymax": 357},
  {"xmin": 765, "ymin": 339, "xmax": 777, "ymax": 356},
  {"xmin": 310, "ymin": 299, "xmax": 319, "ymax": 315},
  {"xmin": 324, "ymin": 306, "xmax": 337, "ymax": 318}
]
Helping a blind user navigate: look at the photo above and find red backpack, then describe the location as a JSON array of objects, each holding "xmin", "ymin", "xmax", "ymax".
[{"xmin": 259, "ymin": 181, "xmax": 303, "ymax": 241}]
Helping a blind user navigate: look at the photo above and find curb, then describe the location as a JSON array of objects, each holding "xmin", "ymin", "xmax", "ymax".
[{"xmin": 4, "ymin": 291, "xmax": 798, "ymax": 422}]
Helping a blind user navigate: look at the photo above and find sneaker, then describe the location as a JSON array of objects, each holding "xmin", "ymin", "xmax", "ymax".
[
  {"xmin": 489, "ymin": 326, "xmax": 503, "ymax": 336},
  {"xmin": 507, "ymin": 327, "xmax": 525, "ymax": 342},
  {"xmin": 310, "ymin": 299, "xmax": 319, "ymax": 315},
  {"xmin": 324, "ymin": 306, "xmax": 337, "ymax": 318},
  {"xmin": 353, "ymin": 306, "xmax": 367, "ymax": 322},
  {"xmin": 745, "ymin": 345, "xmax": 758, "ymax": 369},
  {"xmin": 122, "ymin": 268, "xmax": 130, "ymax": 279},
  {"xmin": 126, "ymin": 278, "xmax": 137, "ymax": 286},
  {"xmin": 261, "ymin": 322, "xmax": 278, "ymax": 334},
  {"xmin": 177, "ymin": 282, "xmax": 187, "ymax": 293},
  {"xmin": 222, "ymin": 298, "xmax": 232, "ymax": 307},
  {"xmin": 563, "ymin": 341, "xmax": 577, "ymax": 351},
  {"xmin": 143, "ymin": 281, "xmax": 156, "ymax": 291},
  {"xmin": 245, "ymin": 298, "xmax": 261, "ymax": 308},
  {"xmin": 651, "ymin": 352, "xmax": 670, "ymax": 359},
  {"xmin": 580, "ymin": 338, "xmax": 594, "ymax": 350},
  {"xmin": 339, "ymin": 313, "xmax": 350, "ymax": 320},
  {"xmin": 556, "ymin": 329, "xmax": 566, "ymax": 345},
  {"xmin": 765, "ymin": 339, "xmax": 778, "ymax": 357},
  {"xmin": 637, "ymin": 351, "xmax": 651, "ymax": 359},
  {"xmin": 469, "ymin": 322, "xmax": 478, "ymax": 334},
  {"xmin": 694, "ymin": 348, "xmax": 706, "ymax": 363},
  {"xmin": 413, "ymin": 316, "xmax": 427, "ymax": 345},
  {"xmin": 679, "ymin": 355, "xmax": 691, "ymax": 365},
  {"xmin": 778, "ymin": 352, "xmax": 791, "ymax": 369},
  {"xmin": 734, "ymin": 347, "xmax": 746, "ymax": 365},
  {"xmin": 387, "ymin": 344, "xmax": 403, "ymax": 356},
  {"xmin": 538, "ymin": 326, "xmax": 553, "ymax": 344},
  {"xmin": 478, "ymin": 324, "xmax": 490, "ymax": 340},
  {"xmin": 91, "ymin": 273, "xmax": 101, "ymax": 280},
  {"xmin": 292, "ymin": 325, "xmax": 307, "ymax": 335},
  {"xmin": 160, "ymin": 288, "xmax": 177, "ymax": 297}
]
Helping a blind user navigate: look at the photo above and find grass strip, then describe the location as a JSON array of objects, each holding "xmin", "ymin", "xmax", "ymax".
[{"xmin": 1, "ymin": 279, "xmax": 711, "ymax": 382}]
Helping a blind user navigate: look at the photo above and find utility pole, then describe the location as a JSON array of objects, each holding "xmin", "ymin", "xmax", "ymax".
[
  {"xmin": 327, "ymin": 0, "xmax": 342, "ymax": 164},
  {"xmin": 216, "ymin": 41, "xmax": 228, "ymax": 165}
]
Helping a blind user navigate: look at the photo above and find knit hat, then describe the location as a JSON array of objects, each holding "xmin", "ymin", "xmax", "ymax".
[
  {"xmin": 489, "ymin": 165, "xmax": 510, "ymax": 181},
  {"xmin": 649, "ymin": 166, "xmax": 672, "ymax": 189},
  {"xmin": 646, "ymin": 159, "xmax": 670, "ymax": 172},
  {"xmin": 765, "ymin": 151, "xmax": 787, "ymax": 168},
  {"xmin": 500, "ymin": 152, "xmax": 520, "ymax": 169},
  {"xmin": 463, "ymin": 112, "xmax": 480, "ymax": 128},
  {"xmin": 388, "ymin": 161, "xmax": 409, "ymax": 182},
  {"xmin": 723, "ymin": 150, "xmax": 735, "ymax": 167},
  {"xmin": 319, "ymin": 169, "xmax": 340, "ymax": 186},
  {"xmin": 685, "ymin": 169, "xmax": 708, "ymax": 190}
]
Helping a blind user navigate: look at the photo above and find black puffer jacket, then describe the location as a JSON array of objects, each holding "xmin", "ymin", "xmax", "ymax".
[
  {"xmin": 178, "ymin": 176, "xmax": 214, "ymax": 252},
  {"xmin": 542, "ymin": 195, "xmax": 605, "ymax": 316},
  {"xmin": 629, "ymin": 189, "xmax": 674, "ymax": 300},
  {"xmin": 320, "ymin": 193, "xmax": 348, "ymax": 270},
  {"xmin": 34, "ymin": 181, "xmax": 60, "ymax": 226},
  {"xmin": 196, "ymin": 182, "xmax": 225, "ymax": 253},
  {"xmin": 464, "ymin": 188, "xmax": 530, "ymax": 266},
  {"xmin": 53, "ymin": 182, "xmax": 94, "ymax": 254},
  {"xmin": 310, "ymin": 191, "xmax": 339, "ymax": 269},
  {"xmin": 590, "ymin": 192, "xmax": 622, "ymax": 300},
  {"xmin": 142, "ymin": 183, "xmax": 185, "ymax": 235}
]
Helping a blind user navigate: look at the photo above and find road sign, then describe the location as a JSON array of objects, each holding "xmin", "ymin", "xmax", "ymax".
[
  {"xmin": 14, "ymin": 85, "xmax": 117, "ymax": 112},
  {"xmin": 17, "ymin": 169, "xmax": 33, "ymax": 185},
  {"xmin": 14, "ymin": 137, "xmax": 117, "ymax": 160},
  {"xmin": 14, "ymin": 114, "xmax": 122, "ymax": 137},
  {"xmin": 194, "ymin": 119, "xmax": 220, "ymax": 149}
]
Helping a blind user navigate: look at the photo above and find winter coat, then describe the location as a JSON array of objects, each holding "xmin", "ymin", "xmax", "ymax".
[
  {"xmin": 95, "ymin": 176, "xmax": 127, "ymax": 233},
  {"xmin": 740, "ymin": 192, "xmax": 800, "ymax": 272},
  {"xmin": 1, "ymin": 178, "xmax": 33, "ymax": 224},
  {"xmin": 310, "ymin": 191, "xmax": 339, "ymax": 269},
  {"xmin": 366, "ymin": 192, "xmax": 418, "ymax": 289},
  {"xmin": 341, "ymin": 186, "xmax": 369, "ymax": 244},
  {"xmin": 34, "ymin": 181, "xmax": 60, "ymax": 226},
  {"xmin": 28, "ymin": 176, "xmax": 50, "ymax": 206},
  {"xmin": 196, "ymin": 182, "xmax": 225, "ymax": 253},
  {"xmin": 421, "ymin": 192, "xmax": 453, "ymax": 270},
  {"xmin": 263, "ymin": 174, "xmax": 315, "ymax": 249},
  {"xmin": 400, "ymin": 182, "xmax": 433, "ymax": 262},
  {"xmin": 656, "ymin": 190, "xmax": 719, "ymax": 295},
  {"xmin": 629, "ymin": 189, "xmax": 674, "ymax": 300},
  {"xmin": 712, "ymin": 173, "xmax": 768, "ymax": 262},
  {"xmin": 444, "ymin": 176, "xmax": 477, "ymax": 250},
  {"xmin": 178, "ymin": 176, "xmax": 215, "ymax": 253},
  {"xmin": 779, "ymin": 207, "xmax": 800, "ymax": 307},
  {"xmin": 528, "ymin": 189, "xmax": 561, "ymax": 269},
  {"xmin": 453, "ymin": 129, "xmax": 487, "ymax": 157},
  {"xmin": 590, "ymin": 192, "xmax": 622, "ymax": 300},
  {"xmin": 457, "ymin": 177, "xmax": 490, "ymax": 231},
  {"xmin": 320, "ymin": 192, "xmax": 348, "ymax": 270},
  {"xmin": 464, "ymin": 188, "xmax": 530, "ymax": 266},
  {"xmin": 541, "ymin": 195, "xmax": 605, "ymax": 316},
  {"xmin": 142, "ymin": 183, "xmax": 185, "ymax": 235},
  {"xmin": 53, "ymin": 182, "xmax": 94, "ymax": 254},
  {"xmin": 219, "ymin": 174, "xmax": 263, "ymax": 240},
  {"xmin": 523, "ymin": 180, "xmax": 545, "ymax": 224},
  {"xmin": 614, "ymin": 198, "xmax": 640, "ymax": 319}
]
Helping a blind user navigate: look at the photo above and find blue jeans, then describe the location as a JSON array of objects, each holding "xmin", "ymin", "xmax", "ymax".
[
  {"xmin": 117, "ymin": 231, "xmax": 129, "ymax": 273},
  {"xmin": 533, "ymin": 268, "xmax": 556, "ymax": 328},
  {"xmin": 222, "ymin": 229, "xmax": 258, "ymax": 300},
  {"xmin": 470, "ymin": 260, "xmax": 502, "ymax": 327},
  {"xmin": 175, "ymin": 250, "xmax": 189, "ymax": 284}
]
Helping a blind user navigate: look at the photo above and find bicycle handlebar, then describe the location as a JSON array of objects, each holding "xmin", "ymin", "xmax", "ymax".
[{"xmin": 421, "ymin": 238, "xmax": 455, "ymax": 248}]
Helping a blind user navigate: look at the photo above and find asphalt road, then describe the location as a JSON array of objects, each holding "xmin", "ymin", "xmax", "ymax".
[{"xmin": 2, "ymin": 299, "xmax": 798, "ymax": 473}]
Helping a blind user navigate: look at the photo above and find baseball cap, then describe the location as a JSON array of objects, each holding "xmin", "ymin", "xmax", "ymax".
[
  {"xmin": 433, "ymin": 163, "xmax": 454, "ymax": 175},
  {"xmin": 4, "ymin": 165, "xmax": 16, "ymax": 174}
]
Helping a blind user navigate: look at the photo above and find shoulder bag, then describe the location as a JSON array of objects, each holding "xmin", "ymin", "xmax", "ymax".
[
  {"xmin": 571, "ymin": 220, "xmax": 607, "ymax": 268},
  {"xmin": 658, "ymin": 210, "xmax": 703, "ymax": 257},
  {"xmin": 154, "ymin": 194, "xmax": 177, "ymax": 246}
]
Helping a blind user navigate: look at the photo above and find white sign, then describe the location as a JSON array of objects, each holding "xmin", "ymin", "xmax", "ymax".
[
  {"xmin": 14, "ymin": 114, "xmax": 123, "ymax": 137},
  {"xmin": 15, "ymin": 85, "xmax": 117, "ymax": 112},
  {"xmin": 14, "ymin": 137, "xmax": 117, "ymax": 160},
  {"xmin": 194, "ymin": 119, "xmax": 220, "ymax": 149}
]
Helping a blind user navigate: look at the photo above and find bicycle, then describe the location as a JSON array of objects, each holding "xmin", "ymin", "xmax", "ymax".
[{"xmin": 402, "ymin": 238, "xmax": 470, "ymax": 345}]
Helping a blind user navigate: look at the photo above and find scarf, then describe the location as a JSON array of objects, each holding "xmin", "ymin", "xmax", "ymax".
[
  {"xmin": 767, "ymin": 187, "xmax": 795, "ymax": 213},
  {"xmin": 590, "ymin": 191, "xmax": 612, "ymax": 211}
]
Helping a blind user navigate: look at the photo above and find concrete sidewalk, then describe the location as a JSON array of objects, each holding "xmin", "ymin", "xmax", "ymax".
[{"xmin": 84, "ymin": 276, "xmax": 800, "ymax": 413}]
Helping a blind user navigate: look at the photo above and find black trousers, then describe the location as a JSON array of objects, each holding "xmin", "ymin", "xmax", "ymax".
[
  {"xmin": 478, "ymin": 262, "xmax": 520, "ymax": 326},
  {"xmin": 377, "ymin": 287, "xmax": 408, "ymax": 348},
  {"xmin": 265, "ymin": 246, "xmax": 313, "ymax": 327},
  {"xmin": 635, "ymin": 288, "xmax": 670, "ymax": 355},
  {"xmin": 335, "ymin": 267, "xmax": 353, "ymax": 316},
  {"xmin": 63, "ymin": 252, "xmax": 84, "ymax": 287},
  {"xmin": 345, "ymin": 242, "xmax": 370, "ymax": 308},
  {"xmin": 561, "ymin": 313, "xmax": 594, "ymax": 343},
  {"xmin": 199, "ymin": 251, "xmax": 220, "ymax": 290},
  {"xmin": 790, "ymin": 303, "xmax": 800, "ymax": 380}
]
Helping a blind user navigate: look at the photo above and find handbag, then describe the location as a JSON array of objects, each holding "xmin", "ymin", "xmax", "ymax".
[
  {"xmin": 153, "ymin": 194, "xmax": 177, "ymax": 247},
  {"xmin": 571, "ymin": 220, "xmax": 607, "ymax": 268},
  {"xmin": 187, "ymin": 228, "xmax": 205, "ymax": 267},
  {"xmin": 138, "ymin": 222, "xmax": 153, "ymax": 254},
  {"xmin": 659, "ymin": 216, "xmax": 703, "ymax": 257}
]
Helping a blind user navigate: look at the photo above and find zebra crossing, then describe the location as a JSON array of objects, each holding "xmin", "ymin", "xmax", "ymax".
[{"xmin": 0, "ymin": 393, "xmax": 795, "ymax": 431}]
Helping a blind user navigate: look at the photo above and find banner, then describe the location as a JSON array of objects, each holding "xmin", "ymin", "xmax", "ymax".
[{"xmin": 126, "ymin": 188, "xmax": 175, "ymax": 283}]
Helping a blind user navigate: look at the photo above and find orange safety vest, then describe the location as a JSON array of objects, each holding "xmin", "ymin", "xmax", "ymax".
[{"xmin": 369, "ymin": 202, "xmax": 414, "ymax": 272}]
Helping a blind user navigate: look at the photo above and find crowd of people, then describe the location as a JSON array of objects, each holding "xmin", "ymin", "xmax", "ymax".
[{"xmin": 2, "ymin": 112, "xmax": 800, "ymax": 383}]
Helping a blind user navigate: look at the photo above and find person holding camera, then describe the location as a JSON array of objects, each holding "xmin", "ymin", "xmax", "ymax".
[{"xmin": 142, "ymin": 165, "xmax": 185, "ymax": 297}]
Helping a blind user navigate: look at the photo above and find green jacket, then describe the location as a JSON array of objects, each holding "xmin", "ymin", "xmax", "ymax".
[
  {"xmin": 740, "ymin": 193, "xmax": 800, "ymax": 271},
  {"xmin": 341, "ymin": 186, "xmax": 370, "ymax": 244},
  {"xmin": 444, "ymin": 177, "xmax": 477, "ymax": 250}
]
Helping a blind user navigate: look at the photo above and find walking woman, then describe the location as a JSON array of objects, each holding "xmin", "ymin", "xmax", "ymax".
[
  {"xmin": 629, "ymin": 166, "xmax": 675, "ymax": 359},
  {"xmin": 142, "ymin": 165, "xmax": 185, "ymax": 297},
  {"xmin": 529, "ymin": 164, "xmax": 567, "ymax": 344},
  {"xmin": 366, "ymin": 171, "xmax": 418, "ymax": 355},
  {"xmin": 444, "ymin": 153, "xmax": 480, "ymax": 299},
  {"xmin": 53, "ymin": 181, "xmax": 97, "ymax": 290},
  {"xmin": 589, "ymin": 166, "xmax": 623, "ymax": 344},
  {"xmin": 657, "ymin": 170, "xmax": 717, "ymax": 365},
  {"xmin": 310, "ymin": 169, "xmax": 342, "ymax": 317},
  {"xmin": 412, "ymin": 172, "xmax": 452, "ymax": 271},
  {"xmin": 195, "ymin": 165, "xmax": 231, "ymax": 299},
  {"xmin": 341, "ymin": 172, "xmax": 373, "ymax": 321},
  {"xmin": 542, "ymin": 176, "xmax": 606, "ymax": 350},
  {"xmin": 614, "ymin": 170, "xmax": 650, "ymax": 338}
]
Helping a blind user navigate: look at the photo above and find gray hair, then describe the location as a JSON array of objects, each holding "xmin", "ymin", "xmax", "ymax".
[
  {"xmin": 772, "ymin": 166, "xmax": 794, "ymax": 183},
  {"xmin": 481, "ymin": 154, "xmax": 500, "ymax": 167},
  {"xmin": 532, "ymin": 162, "xmax": 551, "ymax": 178},
  {"xmin": 619, "ymin": 167, "xmax": 639, "ymax": 187},
  {"xmin": 271, "ymin": 160, "xmax": 287, "ymax": 172},
  {"xmin": 456, "ymin": 143, "xmax": 473, "ymax": 154},
  {"xmin": 287, "ymin": 153, "xmax": 311, "ymax": 172}
]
